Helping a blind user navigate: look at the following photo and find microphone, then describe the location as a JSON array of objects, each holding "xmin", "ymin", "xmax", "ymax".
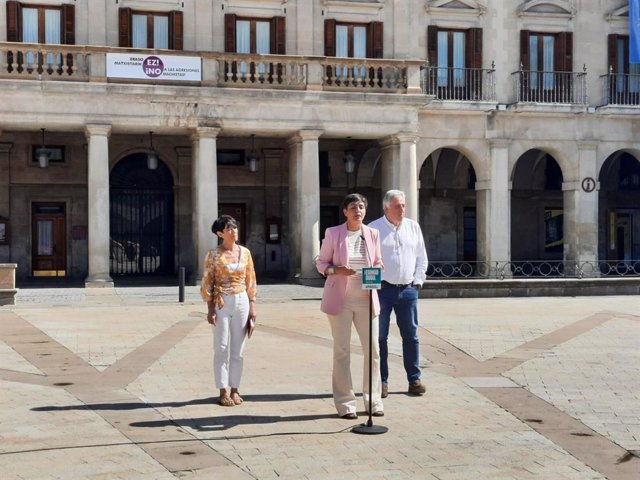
[{"xmin": 360, "ymin": 233, "xmax": 372, "ymax": 266}]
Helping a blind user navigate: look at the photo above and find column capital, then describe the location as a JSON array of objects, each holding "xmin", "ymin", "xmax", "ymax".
[
  {"xmin": 577, "ymin": 140, "xmax": 599, "ymax": 150},
  {"xmin": 0, "ymin": 143, "xmax": 13, "ymax": 155},
  {"xmin": 379, "ymin": 132, "xmax": 418, "ymax": 148},
  {"xmin": 191, "ymin": 126, "xmax": 221, "ymax": 141},
  {"xmin": 85, "ymin": 123, "xmax": 111, "ymax": 139},
  {"xmin": 475, "ymin": 180, "xmax": 513, "ymax": 191},
  {"xmin": 488, "ymin": 138, "xmax": 510, "ymax": 149},
  {"xmin": 288, "ymin": 129, "xmax": 323, "ymax": 145},
  {"xmin": 562, "ymin": 180, "xmax": 600, "ymax": 192}
]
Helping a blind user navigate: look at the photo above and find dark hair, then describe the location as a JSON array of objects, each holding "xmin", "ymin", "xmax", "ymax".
[
  {"xmin": 342, "ymin": 193, "xmax": 368, "ymax": 210},
  {"xmin": 211, "ymin": 215, "xmax": 237, "ymax": 234}
]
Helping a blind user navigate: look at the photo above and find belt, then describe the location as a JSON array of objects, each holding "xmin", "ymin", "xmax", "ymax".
[{"xmin": 381, "ymin": 280, "xmax": 411, "ymax": 288}]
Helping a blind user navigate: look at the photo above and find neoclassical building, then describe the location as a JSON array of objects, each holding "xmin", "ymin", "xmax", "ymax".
[{"xmin": 0, "ymin": 0, "xmax": 638, "ymax": 287}]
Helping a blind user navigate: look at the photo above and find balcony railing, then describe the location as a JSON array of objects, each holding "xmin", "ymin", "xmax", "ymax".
[
  {"xmin": 1, "ymin": 44, "xmax": 80, "ymax": 78},
  {"xmin": 425, "ymin": 260, "xmax": 640, "ymax": 279},
  {"xmin": 0, "ymin": 42, "xmax": 424, "ymax": 94},
  {"xmin": 600, "ymin": 72, "xmax": 640, "ymax": 106},
  {"xmin": 421, "ymin": 64, "xmax": 496, "ymax": 101},
  {"xmin": 511, "ymin": 68, "xmax": 587, "ymax": 105}
]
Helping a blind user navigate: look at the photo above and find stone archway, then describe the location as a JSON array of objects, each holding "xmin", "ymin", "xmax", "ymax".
[
  {"xmin": 420, "ymin": 147, "xmax": 478, "ymax": 263},
  {"xmin": 511, "ymin": 149, "xmax": 564, "ymax": 265},
  {"xmin": 598, "ymin": 151, "xmax": 640, "ymax": 265},
  {"xmin": 109, "ymin": 153, "xmax": 175, "ymax": 276}
]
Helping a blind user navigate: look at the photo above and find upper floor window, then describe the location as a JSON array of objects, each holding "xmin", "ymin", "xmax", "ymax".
[
  {"xmin": 336, "ymin": 23, "xmax": 367, "ymax": 58},
  {"xmin": 608, "ymin": 35, "xmax": 640, "ymax": 102},
  {"xmin": 520, "ymin": 31, "xmax": 572, "ymax": 80},
  {"xmin": 224, "ymin": 14, "xmax": 286, "ymax": 54},
  {"xmin": 324, "ymin": 20, "xmax": 383, "ymax": 58},
  {"xmin": 427, "ymin": 25, "xmax": 482, "ymax": 87},
  {"xmin": 118, "ymin": 8, "xmax": 183, "ymax": 50},
  {"xmin": 519, "ymin": 30, "xmax": 573, "ymax": 101},
  {"xmin": 6, "ymin": 1, "xmax": 75, "ymax": 44},
  {"xmin": 426, "ymin": 26, "xmax": 482, "ymax": 99}
]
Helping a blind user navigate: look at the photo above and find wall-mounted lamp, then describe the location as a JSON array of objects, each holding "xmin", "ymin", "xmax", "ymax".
[
  {"xmin": 343, "ymin": 150, "xmax": 356, "ymax": 174},
  {"xmin": 36, "ymin": 128, "xmax": 50, "ymax": 168},
  {"xmin": 147, "ymin": 131, "xmax": 158, "ymax": 170},
  {"xmin": 247, "ymin": 134, "xmax": 259, "ymax": 173}
]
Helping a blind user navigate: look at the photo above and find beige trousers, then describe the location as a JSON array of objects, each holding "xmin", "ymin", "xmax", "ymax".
[{"xmin": 327, "ymin": 279, "xmax": 383, "ymax": 416}]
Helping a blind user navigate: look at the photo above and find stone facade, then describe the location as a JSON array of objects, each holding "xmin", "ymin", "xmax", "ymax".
[{"xmin": 0, "ymin": 0, "xmax": 638, "ymax": 285}]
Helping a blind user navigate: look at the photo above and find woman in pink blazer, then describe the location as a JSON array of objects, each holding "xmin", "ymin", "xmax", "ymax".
[{"xmin": 316, "ymin": 193, "xmax": 385, "ymax": 419}]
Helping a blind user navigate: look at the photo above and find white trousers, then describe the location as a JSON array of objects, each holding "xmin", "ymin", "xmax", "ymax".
[
  {"xmin": 212, "ymin": 292, "xmax": 250, "ymax": 389},
  {"xmin": 327, "ymin": 280, "xmax": 383, "ymax": 416}
]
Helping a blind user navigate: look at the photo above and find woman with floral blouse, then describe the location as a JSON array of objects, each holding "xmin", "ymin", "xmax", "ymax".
[{"xmin": 201, "ymin": 215, "xmax": 257, "ymax": 407}]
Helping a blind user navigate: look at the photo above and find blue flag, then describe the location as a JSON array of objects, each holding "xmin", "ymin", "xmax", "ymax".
[{"xmin": 632, "ymin": 0, "xmax": 640, "ymax": 63}]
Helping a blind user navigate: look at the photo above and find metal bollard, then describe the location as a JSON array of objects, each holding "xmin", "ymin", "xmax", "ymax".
[{"xmin": 178, "ymin": 267, "xmax": 185, "ymax": 303}]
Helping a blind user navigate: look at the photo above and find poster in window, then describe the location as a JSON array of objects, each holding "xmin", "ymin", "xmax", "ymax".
[{"xmin": 544, "ymin": 209, "xmax": 563, "ymax": 252}]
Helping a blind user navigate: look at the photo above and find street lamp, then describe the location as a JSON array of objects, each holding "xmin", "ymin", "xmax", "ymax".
[
  {"xmin": 36, "ymin": 128, "xmax": 50, "ymax": 169},
  {"xmin": 146, "ymin": 131, "xmax": 158, "ymax": 170},
  {"xmin": 247, "ymin": 134, "xmax": 259, "ymax": 172}
]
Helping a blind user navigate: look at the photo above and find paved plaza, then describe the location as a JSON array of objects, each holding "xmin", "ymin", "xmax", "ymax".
[{"xmin": 0, "ymin": 285, "xmax": 638, "ymax": 479}]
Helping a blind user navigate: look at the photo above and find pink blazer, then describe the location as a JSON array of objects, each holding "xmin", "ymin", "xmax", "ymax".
[{"xmin": 316, "ymin": 223, "xmax": 384, "ymax": 316}]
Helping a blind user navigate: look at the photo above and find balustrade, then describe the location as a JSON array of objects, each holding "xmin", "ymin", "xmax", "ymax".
[{"xmin": 0, "ymin": 42, "xmax": 422, "ymax": 94}]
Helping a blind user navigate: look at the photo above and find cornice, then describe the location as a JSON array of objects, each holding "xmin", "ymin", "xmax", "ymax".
[
  {"xmin": 425, "ymin": 0, "xmax": 486, "ymax": 18},
  {"xmin": 322, "ymin": 0, "xmax": 385, "ymax": 15},
  {"xmin": 517, "ymin": 0, "xmax": 575, "ymax": 19}
]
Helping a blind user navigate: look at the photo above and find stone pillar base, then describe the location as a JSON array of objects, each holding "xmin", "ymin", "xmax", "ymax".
[
  {"xmin": 85, "ymin": 277, "xmax": 114, "ymax": 288},
  {"xmin": 0, "ymin": 289, "xmax": 18, "ymax": 305}
]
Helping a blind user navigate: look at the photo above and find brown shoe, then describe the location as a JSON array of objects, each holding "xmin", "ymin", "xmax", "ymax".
[
  {"xmin": 381, "ymin": 383, "xmax": 389, "ymax": 398},
  {"xmin": 408, "ymin": 379, "xmax": 426, "ymax": 395}
]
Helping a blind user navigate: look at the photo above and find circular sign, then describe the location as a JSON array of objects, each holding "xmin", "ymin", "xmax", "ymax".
[
  {"xmin": 142, "ymin": 56, "xmax": 164, "ymax": 78},
  {"xmin": 581, "ymin": 177, "xmax": 596, "ymax": 193}
]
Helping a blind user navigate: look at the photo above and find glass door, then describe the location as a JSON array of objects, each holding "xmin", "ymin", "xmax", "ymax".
[{"xmin": 32, "ymin": 203, "xmax": 66, "ymax": 276}]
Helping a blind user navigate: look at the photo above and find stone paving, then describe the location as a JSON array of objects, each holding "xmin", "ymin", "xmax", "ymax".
[{"xmin": 0, "ymin": 286, "xmax": 638, "ymax": 479}]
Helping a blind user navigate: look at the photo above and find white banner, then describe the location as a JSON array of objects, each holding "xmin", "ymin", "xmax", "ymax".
[{"xmin": 106, "ymin": 53, "xmax": 202, "ymax": 81}]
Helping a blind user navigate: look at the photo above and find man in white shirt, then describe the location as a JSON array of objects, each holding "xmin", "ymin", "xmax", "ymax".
[{"xmin": 369, "ymin": 190, "xmax": 428, "ymax": 397}]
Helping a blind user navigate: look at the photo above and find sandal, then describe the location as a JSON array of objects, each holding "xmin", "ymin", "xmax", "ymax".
[
  {"xmin": 218, "ymin": 396, "xmax": 235, "ymax": 407},
  {"xmin": 230, "ymin": 392, "xmax": 243, "ymax": 405}
]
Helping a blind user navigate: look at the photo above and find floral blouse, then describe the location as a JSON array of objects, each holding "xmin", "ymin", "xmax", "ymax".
[{"xmin": 200, "ymin": 245, "xmax": 257, "ymax": 309}]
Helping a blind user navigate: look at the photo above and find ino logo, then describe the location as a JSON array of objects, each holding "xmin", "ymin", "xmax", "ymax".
[{"xmin": 142, "ymin": 56, "xmax": 164, "ymax": 78}]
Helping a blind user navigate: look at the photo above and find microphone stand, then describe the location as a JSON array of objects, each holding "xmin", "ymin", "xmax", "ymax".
[{"xmin": 352, "ymin": 233, "xmax": 388, "ymax": 435}]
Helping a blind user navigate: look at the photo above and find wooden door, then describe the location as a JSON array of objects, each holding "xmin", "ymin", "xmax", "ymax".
[{"xmin": 32, "ymin": 203, "xmax": 66, "ymax": 276}]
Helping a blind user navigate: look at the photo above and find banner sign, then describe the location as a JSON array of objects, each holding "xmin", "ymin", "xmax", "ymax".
[
  {"xmin": 362, "ymin": 267, "xmax": 382, "ymax": 290},
  {"xmin": 106, "ymin": 53, "xmax": 202, "ymax": 81},
  {"xmin": 632, "ymin": 0, "xmax": 640, "ymax": 64}
]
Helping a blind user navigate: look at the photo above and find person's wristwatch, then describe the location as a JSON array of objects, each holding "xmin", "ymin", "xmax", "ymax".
[{"xmin": 326, "ymin": 266, "xmax": 335, "ymax": 275}]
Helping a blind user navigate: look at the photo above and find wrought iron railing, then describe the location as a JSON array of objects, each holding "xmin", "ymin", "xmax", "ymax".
[
  {"xmin": 600, "ymin": 72, "xmax": 640, "ymax": 106},
  {"xmin": 425, "ymin": 260, "xmax": 640, "ymax": 280},
  {"xmin": 421, "ymin": 64, "xmax": 496, "ymax": 101},
  {"xmin": 511, "ymin": 68, "xmax": 587, "ymax": 105}
]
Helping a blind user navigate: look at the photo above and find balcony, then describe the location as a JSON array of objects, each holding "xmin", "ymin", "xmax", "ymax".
[
  {"xmin": 420, "ymin": 64, "xmax": 496, "ymax": 102},
  {"xmin": 600, "ymin": 72, "xmax": 640, "ymax": 107},
  {"xmin": 0, "ymin": 42, "xmax": 424, "ymax": 95},
  {"xmin": 511, "ymin": 68, "xmax": 587, "ymax": 106}
]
